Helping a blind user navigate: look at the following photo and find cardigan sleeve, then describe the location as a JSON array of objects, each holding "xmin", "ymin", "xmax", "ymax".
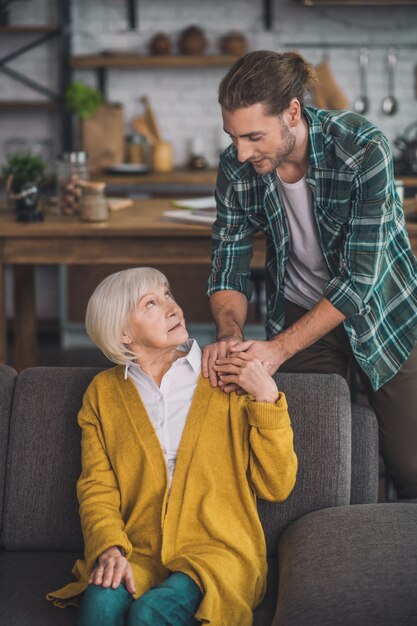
[
  {"xmin": 246, "ymin": 392, "xmax": 297, "ymax": 502},
  {"xmin": 76, "ymin": 388, "xmax": 133, "ymax": 567}
]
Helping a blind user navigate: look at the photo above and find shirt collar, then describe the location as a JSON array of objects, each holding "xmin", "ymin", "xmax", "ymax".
[
  {"xmin": 303, "ymin": 106, "xmax": 326, "ymax": 170},
  {"xmin": 124, "ymin": 338, "xmax": 201, "ymax": 379},
  {"xmin": 175, "ymin": 338, "xmax": 202, "ymax": 372}
]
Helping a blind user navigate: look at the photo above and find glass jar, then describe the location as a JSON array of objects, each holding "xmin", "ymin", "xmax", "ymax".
[
  {"xmin": 56, "ymin": 151, "xmax": 89, "ymax": 215},
  {"xmin": 79, "ymin": 181, "xmax": 108, "ymax": 222},
  {"xmin": 126, "ymin": 132, "xmax": 151, "ymax": 166}
]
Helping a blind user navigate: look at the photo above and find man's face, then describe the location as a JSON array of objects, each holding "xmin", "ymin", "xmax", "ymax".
[{"xmin": 221, "ymin": 103, "xmax": 296, "ymax": 174}]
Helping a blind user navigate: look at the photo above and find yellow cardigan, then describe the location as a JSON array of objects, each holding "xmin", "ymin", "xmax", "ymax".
[{"xmin": 48, "ymin": 366, "xmax": 297, "ymax": 626}]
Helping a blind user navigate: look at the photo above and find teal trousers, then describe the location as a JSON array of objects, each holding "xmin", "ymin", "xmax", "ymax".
[{"xmin": 76, "ymin": 572, "xmax": 202, "ymax": 626}]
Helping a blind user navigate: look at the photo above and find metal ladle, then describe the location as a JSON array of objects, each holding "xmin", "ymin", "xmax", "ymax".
[
  {"xmin": 353, "ymin": 48, "xmax": 369, "ymax": 115},
  {"xmin": 382, "ymin": 48, "xmax": 398, "ymax": 116}
]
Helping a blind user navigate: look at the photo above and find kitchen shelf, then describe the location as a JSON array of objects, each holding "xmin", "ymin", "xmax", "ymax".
[
  {"xmin": 398, "ymin": 176, "xmax": 417, "ymax": 187},
  {"xmin": 0, "ymin": 26, "xmax": 60, "ymax": 33},
  {"xmin": 96, "ymin": 167, "xmax": 218, "ymax": 187},
  {"xmin": 0, "ymin": 100, "xmax": 60, "ymax": 111},
  {"xmin": 71, "ymin": 54, "xmax": 241, "ymax": 70},
  {"xmin": 302, "ymin": 0, "xmax": 417, "ymax": 5}
]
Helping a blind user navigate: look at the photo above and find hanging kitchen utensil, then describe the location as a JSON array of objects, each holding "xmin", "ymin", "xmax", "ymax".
[
  {"xmin": 381, "ymin": 48, "xmax": 398, "ymax": 116},
  {"xmin": 353, "ymin": 48, "xmax": 369, "ymax": 115}
]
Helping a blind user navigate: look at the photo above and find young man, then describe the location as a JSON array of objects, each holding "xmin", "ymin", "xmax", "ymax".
[{"xmin": 203, "ymin": 50, "xmax": 417, "ymax": 500}]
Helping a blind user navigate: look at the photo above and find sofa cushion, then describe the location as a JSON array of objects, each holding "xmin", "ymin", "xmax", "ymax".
[
  {"xmin": 0, "ymin": 365, "xmax": 17, "ymax": 544},
  {"xmin": 0, "ymin": 551, "xmax": 80, "ymax": 625},
  {"xmin": 350, "ymin": 403, "xmax": 379, "ymax": 504},
  {"xmin": 2, "ymin": 367, "xmax": 102, "ymax": 551},
  {"xmin": 275, "ymin": 503, "xmax": 417, "ymax": 626},
  {"xmin": 259, "ymin": 373, "xmax": 352, "ymax": 556}
]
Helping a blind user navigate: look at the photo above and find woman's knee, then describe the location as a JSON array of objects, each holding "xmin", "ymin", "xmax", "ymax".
[
  {"xmin": 127, "ymin": 586, "xmax": 201, "ymax": 626},
  {"xmin": 77, "ymin": 584, "xmax": 131, "ymax": 626},
  {"xmin": 127, "ymin": 595, "xmax": 161, "ymax": 626}
]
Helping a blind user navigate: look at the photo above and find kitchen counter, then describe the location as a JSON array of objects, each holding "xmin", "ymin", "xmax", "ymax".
[
  {"xmin": 1, "ymin": 198, "xmax": 416, "ymax": 371},
  {"xmin": 95, "ymin": 167, "xmax": 218, "ymax": 197},
  {"xmin": 94, "ymin": 169, "xmax": 417, "ymax": 198},
  {"xmin": 0, "ymin": 198, "xmax": 264, "ymax": 370}
]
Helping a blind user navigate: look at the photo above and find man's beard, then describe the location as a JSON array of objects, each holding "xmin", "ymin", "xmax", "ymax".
[{"xmin": 251, "ymin": 122, "xmax": 296, "ymax": 173}]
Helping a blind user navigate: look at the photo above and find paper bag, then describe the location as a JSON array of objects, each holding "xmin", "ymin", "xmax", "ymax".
[{"xmin": 80, "ymin": 103, "xmax": 125, "ymax": 173}]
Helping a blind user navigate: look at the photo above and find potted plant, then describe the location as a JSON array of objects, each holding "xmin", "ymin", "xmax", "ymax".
[
  {"xmin": 2, "ymin": 150, "xmax": 47, "ymax": 222},
  {"xmin": 65, "ymin": 81, "xmax": 104, "ymax": 120}
]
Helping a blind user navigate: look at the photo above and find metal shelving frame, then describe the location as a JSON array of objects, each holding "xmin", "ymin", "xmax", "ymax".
[{"xmin": 0, "ymin": 0, "xmax": 72, "ymax": 152}]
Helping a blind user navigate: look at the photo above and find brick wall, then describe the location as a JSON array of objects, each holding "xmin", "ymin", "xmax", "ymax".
[
  {"xmin": 1, "ymin": 0, "xmax": 417, "ymax": 318},
  {"xmin": 71, "ymin": 0, "xmax": 417, "ymax": 166},
  {"xmin": 1, "ymin": 0, "xmax": 416, "ymax": 168}
]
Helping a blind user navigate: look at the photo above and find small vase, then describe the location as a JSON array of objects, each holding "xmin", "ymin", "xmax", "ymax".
[{"xmin": 15, "ymin": 183, "xmax": 44, "ymax": 223}]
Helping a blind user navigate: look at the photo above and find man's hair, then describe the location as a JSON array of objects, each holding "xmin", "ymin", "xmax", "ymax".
[
  {"xmin": 218, "ymin": 50, "xmax": 317, "ymax": 116},
  {"xmin": 85, "ymin": 267, "xmax": 170, "ymax": 365}
]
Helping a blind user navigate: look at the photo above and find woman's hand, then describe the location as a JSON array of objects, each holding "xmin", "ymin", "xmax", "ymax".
[
  {"xmin": 89, "ymin": 546, "xmax": 136, "ymax": 594},
  {"xmin": 202, "ymin": 335, "xmax": 243, "ymax": 388},
  {"xmin": 214, "ymin": 351, "xmax": 279, "ymax": 403}
]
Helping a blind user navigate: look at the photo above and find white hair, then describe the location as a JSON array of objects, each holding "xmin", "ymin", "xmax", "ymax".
[{"xmin": 85, "ymin": 267, "xmax": 170, "ymax": 365}]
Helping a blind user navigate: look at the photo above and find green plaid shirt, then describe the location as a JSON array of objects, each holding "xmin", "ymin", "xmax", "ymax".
[{"xmin": 208, "ymin": 107, "xmax": 417, "ymax": 390}]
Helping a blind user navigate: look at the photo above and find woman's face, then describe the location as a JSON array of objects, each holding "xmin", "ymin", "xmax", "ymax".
[{"xmin": 122, "ymin": 283, "xmax": 188, "ymax": 355}]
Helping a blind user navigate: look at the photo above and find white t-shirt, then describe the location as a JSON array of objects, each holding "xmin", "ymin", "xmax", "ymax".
[{"xmin": 276, "ymin": 172, "xmax": 330, "ymax": 310}]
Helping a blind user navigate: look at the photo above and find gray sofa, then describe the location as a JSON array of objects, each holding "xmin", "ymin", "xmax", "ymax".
[{"xmin": 0, "ymin": 365, "xmax": 416, "ymax": 626}]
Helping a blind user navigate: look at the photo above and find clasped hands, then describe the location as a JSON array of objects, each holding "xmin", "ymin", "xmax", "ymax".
[{"xmin": 202, "ymin": 337, "xmax": 282, "ymax": 403}]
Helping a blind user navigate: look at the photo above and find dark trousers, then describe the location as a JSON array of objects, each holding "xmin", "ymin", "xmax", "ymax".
[{"xmin": 279, "ymin": 300, "xmax": 417, "ymax": 499}]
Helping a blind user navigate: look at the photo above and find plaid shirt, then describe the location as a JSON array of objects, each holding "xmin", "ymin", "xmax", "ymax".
[{"xmin": 208, "ymin": 107, "xmax": 417, "ymax": 390}]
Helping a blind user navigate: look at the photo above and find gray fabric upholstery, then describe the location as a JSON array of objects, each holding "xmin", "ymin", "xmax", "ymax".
[
  {"xmin": 253, "ymin": 557, "xmax": 278, "ymax": 626},
  {"xmin": 0, "ymin": 366, "xmax": 389, "ymax": 626},
  {"xmin": 260, "ymin": 373, "xmax": 352, "ymax": 555},
  {"xmin": 350, "ymin": 403, "xmax": 379, "ymax": 504},
  {"xmin": 2, "ymin": 367, "xmax": 102, "ymax": 551},
  {"xmin": 0, "ymin": 551, "xmax": 80, "ymax": 625},
  {"xmin": 275, "ymin": 503, "xmax": 417, "ymax": 626},
  {"xmin": 0, "ymin": 365, "xmax": 17, "ymax": 545}
]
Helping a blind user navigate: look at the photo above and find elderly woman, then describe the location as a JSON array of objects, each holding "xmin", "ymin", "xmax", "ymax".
[{"xmin": 47, "ymin": 267, "xmax": 297, "ymax": 626}]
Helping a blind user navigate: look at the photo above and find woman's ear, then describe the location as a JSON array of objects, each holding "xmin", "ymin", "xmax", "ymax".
[{"xmin": 121, "ymin": 331, "xmax": 132, "ymax": 345}]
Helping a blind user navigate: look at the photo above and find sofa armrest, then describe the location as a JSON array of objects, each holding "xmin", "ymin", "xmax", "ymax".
[{"xmin": 274, "ymin": 503, "xmax": 417, "ymax": 626}]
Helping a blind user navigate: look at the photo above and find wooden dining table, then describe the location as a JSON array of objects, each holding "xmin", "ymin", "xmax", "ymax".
[
  {"xmin": 1, "ymin": 198, "xmax": 416, "ymax": 372},
  {"xmin": 0, "ymin": 198, "xmax": 266, "ymax": 371}
]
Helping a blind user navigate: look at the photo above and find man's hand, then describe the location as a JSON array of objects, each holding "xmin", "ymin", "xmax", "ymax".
[
  {"xmin": 214, "ymin": 351, "xmax": 279, "ymax": 403},
  {"xmin": 202, "ymin": 336, "xmax": 243, "ymax": 387},
  {"xmin": 228, "ymin": 339, "xmax": 284, "ymax": 376},
  {"xmin": 89, "ymin": 546, "xmax": 135, "ymax": 594}
]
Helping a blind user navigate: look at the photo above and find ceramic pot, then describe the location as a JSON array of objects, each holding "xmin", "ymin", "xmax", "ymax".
[
  {"xmin": 219, "ymin": 31, "xmax": 247, "ymax": 56},
  {"xmin": 178, "ymin": 26, "xmax": 207, "ymax": 55}
]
